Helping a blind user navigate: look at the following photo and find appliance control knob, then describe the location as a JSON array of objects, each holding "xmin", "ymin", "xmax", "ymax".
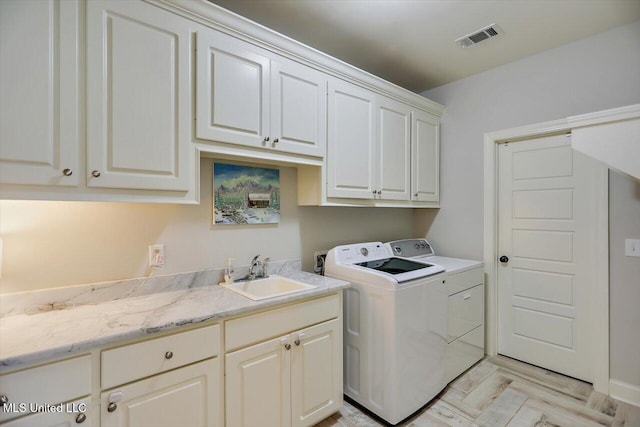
[
  {"xmin": 499, "ymin": 255, "xmax": 509, "ymax": 263},
  {"xmin": 415, "ymin": 243, "xmax": 420, "ymax": 249},
  {"xmin": 394, "ymin": 246, "xmax": 401, "ymax": 254},
  {"xmin": 360, "ymin": 247, "xmax": 369, "ymax": 256}
]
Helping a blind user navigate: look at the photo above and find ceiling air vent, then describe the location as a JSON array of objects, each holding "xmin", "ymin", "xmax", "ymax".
[{"xmin": 455, "ymin": 24, "xmax": 503, "ymax": 48}]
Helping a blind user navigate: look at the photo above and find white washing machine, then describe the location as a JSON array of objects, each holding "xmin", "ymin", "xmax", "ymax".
[
  {"xmin": 386, "ymin": 239, "xmax": 485, "ymax": 383},
  {"xmin": 325, "ymin": 242, "xmax": 449, "ymax": 425}
]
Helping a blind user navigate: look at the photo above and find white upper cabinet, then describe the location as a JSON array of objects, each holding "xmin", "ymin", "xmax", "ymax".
[
  {"xmin": 377, "ymin": 97, "xmax": 412, "ymax": 201},
  {"xmin": 326, "ymin": 79, "xmax": 377, "ymax": 199},
  {"xmin": 0, "ymin": 0, "xmax": 79, "ymax": 186},
  {"xmin": 270, "ymin": 59, "xmax": 327, "ymax": 157},
  {"xmin": 86, "ymin": 0, "xmax": 193, "ymax": 191},
  {"xmin": 411, "ymin": 110, "xmax": 440, "ymax": 202},
  {"xmin": 196, "ymin": 30, "xmax": 327, "ymax": 157},
  {"xmin": 326, "ymin": 79, "xmax": 415, "ymax": 202}
]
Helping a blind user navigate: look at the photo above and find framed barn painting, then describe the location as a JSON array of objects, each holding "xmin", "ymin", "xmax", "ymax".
[{"xmin": 213, "ymin": 163, "xmax": 280, "ymax": 224}]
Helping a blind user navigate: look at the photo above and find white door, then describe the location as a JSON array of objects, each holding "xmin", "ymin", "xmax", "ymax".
[
  {"xmin": 87, "ymin": 0, "xmax": 192, "ymax": 191},
  {"xmin": 498, "ymin": 134, "xmax": 600, "ymax": 382},
  {"xmin": 101, "ymin": 358, "xmax": 220, "ymax": 427},
  {"xmin": 270, "ymin": 58, "xmax": 327, "ymax": 157},
  {"xmin": 411, "ymin": 110, "xmax": 439, "ymax": 203},
  {"xmin": 291, "ymin": 319, "xmax": 342, "ymax": 427},
  {"xmin": 0, "ymin": 0, "xmax": 79, "ymax": 186},
  {"xmin": 226, "ymin": 335, "xmax": 292, "ymax": 427},
  {"xmin": 376, "ymin": 96, "xmax": 411, "ymax": 201},
  {"xmin": 196, "ymin": 30, "xmax": 270, "ymax": 148},
  {"xmin": 327, "ymin": 79, "xmax": 376, "ymax": 199}
]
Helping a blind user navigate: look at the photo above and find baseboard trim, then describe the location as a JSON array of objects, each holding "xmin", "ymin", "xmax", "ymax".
[{"xmin": 610, "ymin": 379, "xmax": 640, "ymax": 407}]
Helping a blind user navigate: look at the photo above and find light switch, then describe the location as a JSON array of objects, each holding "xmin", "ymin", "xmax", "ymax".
[{"xmin": 625, "ymin": 239, "xmax": 640, "ymax": 257}]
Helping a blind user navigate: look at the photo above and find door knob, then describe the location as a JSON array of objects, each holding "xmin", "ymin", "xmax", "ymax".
[{"xmin": 499, "ymin": 255, "xmax": 509, "ymax": 263}]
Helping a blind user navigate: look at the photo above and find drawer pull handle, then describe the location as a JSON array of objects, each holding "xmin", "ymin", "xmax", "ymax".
[
  {"xmin": 0, "ymin": 394, "xmax": 8, "ymax": 406},
  {"xmin": 75, "ymin": 413, "xmax": 87, "ymax": 423},
  {"xmin": 165, "ymin": 351, "xmax": 174, "ymax": 360},
  {"xmin": 107, "ymin": 403, "xmax": 117, "ymax": 413},
  {"xmin": 463, "ymin": 294, "xmax": 471, "ymax": 300},
  {"xmin": 63, "ymin": 168, "xmax": 73, "ymax": 176}
]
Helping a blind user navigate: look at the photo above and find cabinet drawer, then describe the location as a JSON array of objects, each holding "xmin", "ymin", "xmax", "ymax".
[
  {"xmin": 102, "ymin": 324, "xmax": 220, "ymax": 389},
  {"xmin": 0, "ymin": 355, "xmax": 91, "ymax": 423},
  {"xmin": 445, "ymin": 266, "xmax": 484, "ymax": 296},
  {"xmin": 447, "ymin": 284, "xmax": 484, "ymax": 342},
  {"xmin": 225, "ymin": 293, "xmax": 341, "ymax": 352}
]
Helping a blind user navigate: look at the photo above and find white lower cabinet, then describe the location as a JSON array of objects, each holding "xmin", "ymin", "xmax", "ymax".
[
  {"xmin": 0, "ymin": 295, "xmax": 343, "ymax": 427},
  {"xmin": 101, "ymin": 358, "xmax": 220, "ymax": 427},
  {"xmin": 100, "ymin": 324, "xmax": 222, "ymax": 427},
  {"xmin": 0, "ymin": 355, "xmax": 91, "ymax": 425},
  {"xmin": 0, "ymin": 397, "xmax": 91, "ymax": 427},
  {"xmin": 225, "ymin": 294, "xmax": 343, "ymax": 427},
  {"xmin": 226, "ymin": 319, "xmax": 341, "ymax": 427}
]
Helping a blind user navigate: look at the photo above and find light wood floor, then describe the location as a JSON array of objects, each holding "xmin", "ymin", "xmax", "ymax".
[{"xmin": 315, "ymin": 356, "xmax": 640, "ymax": 427}]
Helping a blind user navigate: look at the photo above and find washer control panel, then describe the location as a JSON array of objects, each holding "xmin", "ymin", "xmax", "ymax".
[{"xmin": 333, "ymin": 242, "xmax": 391, "ymax": 264}]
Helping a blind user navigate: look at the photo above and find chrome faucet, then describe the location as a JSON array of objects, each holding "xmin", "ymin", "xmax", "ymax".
[{"xmin": 248, "ymin": 254, "xmax": 261, "ymax": 280}]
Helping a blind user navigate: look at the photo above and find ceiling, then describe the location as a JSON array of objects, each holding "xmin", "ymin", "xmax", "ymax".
[{"xmin": 208, "ymin": 0, "xmax": 640, "ymax": 93}]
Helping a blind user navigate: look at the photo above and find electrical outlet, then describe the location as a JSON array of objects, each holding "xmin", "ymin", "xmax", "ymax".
[
  {"xmin": 149, "ymin": 244, "xmax": 165, "ymax": 267},
  {"xmin": 313, "ymin": 250, "xmax": 328, "ymax": 275},
  {"xmin": 625, "ymin": 238, "xmax": 640, "ymax": 257}
]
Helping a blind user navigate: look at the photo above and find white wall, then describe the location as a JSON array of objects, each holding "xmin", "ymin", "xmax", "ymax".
[
  {"xmin": 418, "ymin": 20, "xmax": 640, "ymax": 386},
  {"xmin": 0, "ymin": 158, "xmax": 413, "ymax": 293}
]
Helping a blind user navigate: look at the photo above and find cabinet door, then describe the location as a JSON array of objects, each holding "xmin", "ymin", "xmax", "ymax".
[
  {"xmin": 87, "ymin": 0, "xmax": 192, "ymax": 191},
  {"xmin": 270, "ymin": 58, "xmax": 327, "ymax": 157},
  {"xmin": 411, "ymin": 110, "xmax": 440, "ymax": 202},
  {"xmin": 327, "ymin": 79, "xmax": 376, "ymax": 199},
  {"xmin": 226, "ymin": 336, "xmax": 291, "ymax": 427},
  {"xmin": 291, "ymin": 318, "xmax": 342, "ymax": 427},
  {"xmin": 0, "ymin": 0, "xmax": 79, "ymax": 186},
  {"xmin": 377, "ymin": 97, "xmax": 411, "ymax": 201},
  {"xmin": 1, "ymin": 397, "xmax": 91, "ymax": 427},
  {"xmin": 101, "ymin": 358, "xmax": 221, "ymax": 427},
  {"xmin": 196, "ymin": 30, "xmax": 270, "ymax": 148}
]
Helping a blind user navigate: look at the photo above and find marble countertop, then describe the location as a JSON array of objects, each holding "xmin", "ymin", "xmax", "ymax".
[{"xmin": 0, "ymin": 271, "xmax": 349, "ymax": 372}]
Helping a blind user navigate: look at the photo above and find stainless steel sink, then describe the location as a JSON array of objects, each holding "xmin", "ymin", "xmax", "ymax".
[{"xmin": 220, "ymin": 275, "xmax": 316, "ymax": 301}]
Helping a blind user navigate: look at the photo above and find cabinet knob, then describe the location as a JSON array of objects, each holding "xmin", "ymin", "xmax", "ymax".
[
  {"xmin": 107, "ymin": 402, "xmax": 117, "ymax": 413},
  {"xmin": 294, "ymin": 339, "xmax": 300, "ymax": 346},
  {"xmin": 75, "ymin": 413, "xmax": 87, "ymax": 424},
  {"xmin": 165, "ymin": 351, "xmax": 174, "ymax": 360},
  {"xmin": 263, "ymin": 137, "xmax": 270, "ymax": 143},
  {"xmin": 91, "ymin": 170, "xmax": 101, "ymax": 178},
  {"xmin": 377, "ymin": 190, "xmax": 382, "ymax": 195},
  {"xmin": 499, "ymin": 255, "xmax": 509, "ymax": 263},
  {"xmin": 0, "ymin": 394, "xmax": 8, "ymax": 406},
  {"xmin": 63, "ymin": 168, "xmax": 73, "ymax": 176},
  {"xmin": 414, "ymin": 192, "xmax": 418, "ymax": 197},
  {"xmin": 273, "ymin": 138, "xmax": 279, "ymax": 145},
  {"xmin": 284, "ymin": 343, "xmax": 291, "ymax": 350}
]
